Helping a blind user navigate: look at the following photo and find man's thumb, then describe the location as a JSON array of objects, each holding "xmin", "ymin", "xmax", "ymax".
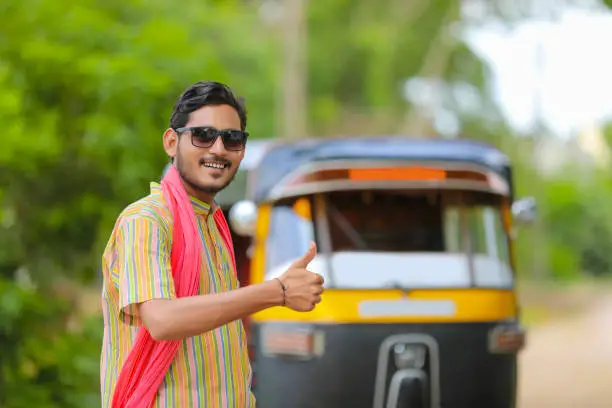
[{"xmin": 290, "ymin": 241, "xmax": 317, "ymax": 268}]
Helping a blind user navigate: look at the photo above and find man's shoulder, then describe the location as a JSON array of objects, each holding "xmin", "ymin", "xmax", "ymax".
[{"xmin": 116, "ymin": 184, "xmax": 173, "ymax": 232}]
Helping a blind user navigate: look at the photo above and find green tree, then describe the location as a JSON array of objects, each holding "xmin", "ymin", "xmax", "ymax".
[{"xmin": 0, "ymin": 1, "xmax": 277, "ymax": 405}]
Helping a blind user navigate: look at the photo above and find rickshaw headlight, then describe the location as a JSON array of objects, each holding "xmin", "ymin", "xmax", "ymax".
[{"xmin": 393, "ymin": 343, "xmax": 426, "ymax": 369}]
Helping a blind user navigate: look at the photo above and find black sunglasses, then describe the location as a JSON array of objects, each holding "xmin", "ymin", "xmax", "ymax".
[{"xmin": 174, "ymin": 126, "xmax": 248, "ymax": 151}]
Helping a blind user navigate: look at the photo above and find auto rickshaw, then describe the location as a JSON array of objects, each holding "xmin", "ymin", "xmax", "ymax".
[{"xmin": 226, "ymin": 135, "xmax": 536, "ymax": 408}]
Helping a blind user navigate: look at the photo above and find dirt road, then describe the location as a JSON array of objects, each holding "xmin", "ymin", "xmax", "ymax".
[{"xmin": 518, "ymin": 294, "xmax": 612, "ymax": 408}]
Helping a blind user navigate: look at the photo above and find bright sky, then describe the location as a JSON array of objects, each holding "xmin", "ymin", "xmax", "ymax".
[{"xmin": 463, "ymin": 5, "xmax": 612, "ymax": 138}]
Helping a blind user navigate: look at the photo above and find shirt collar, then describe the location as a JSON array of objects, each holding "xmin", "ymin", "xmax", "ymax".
[{"xmin": 150, "ymin": 182, "xmax": 213, "ymax": 216}]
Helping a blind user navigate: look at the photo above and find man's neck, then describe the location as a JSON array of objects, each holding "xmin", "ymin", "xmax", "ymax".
[{"xmin": 182, "ymin": 180, "xmax": 215, "ymax": 207}]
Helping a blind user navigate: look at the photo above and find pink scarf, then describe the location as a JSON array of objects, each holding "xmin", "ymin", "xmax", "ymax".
[{"xmin": 111, "ymin": 165, "xmax": 236, "ymax": 408}]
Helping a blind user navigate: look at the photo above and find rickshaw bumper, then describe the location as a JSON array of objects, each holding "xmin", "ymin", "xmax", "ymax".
[{"xmin": 250, "ymin": 321, "xmax": 520, "ymax": 408}]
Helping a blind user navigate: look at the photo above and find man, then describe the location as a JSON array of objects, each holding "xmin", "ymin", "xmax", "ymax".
[{"xmin": 100, "ymin": 80, "xmax": 325, "ymax": 408}]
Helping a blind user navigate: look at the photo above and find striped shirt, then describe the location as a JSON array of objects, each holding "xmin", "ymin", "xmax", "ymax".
[{"xmin": 100, "ymin": 182, "xmax": 255, "ymax": 408}]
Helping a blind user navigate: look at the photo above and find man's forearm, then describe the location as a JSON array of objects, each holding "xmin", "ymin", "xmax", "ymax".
[{"xmin": 139, "ymin": 280, "xmax": 283, "ymax": 341}]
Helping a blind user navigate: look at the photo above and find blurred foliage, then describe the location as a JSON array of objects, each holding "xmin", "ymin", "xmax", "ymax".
[
  {"xmin": 1, "ymin": 0, "xmax": 612, "ymax": 406},
  {"xmin": 0, "ymin": 0, "xmax": 279, "ymax": 287},
  {"xmin": 543, "ymin": 163, "xmax": 612, "ymax": 279},
  {"xmin": 1, "ymin": 0, "xmax": 279, "ymax": 405},
  {"xmin": 0, "ymin": 279, "xmax": 100, "ymax": 407}
]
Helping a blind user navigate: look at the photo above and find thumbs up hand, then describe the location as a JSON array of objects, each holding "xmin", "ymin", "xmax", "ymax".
[{"xmin": 277, "ymin": 241, "xmax": 325, "ymax": 312}]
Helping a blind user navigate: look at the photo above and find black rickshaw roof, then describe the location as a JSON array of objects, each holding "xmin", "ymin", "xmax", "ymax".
[{"xmin": 249, "ymin": 135, "xmax": 513, "ymax": 203}]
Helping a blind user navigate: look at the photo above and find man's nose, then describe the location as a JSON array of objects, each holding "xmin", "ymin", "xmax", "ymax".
[{"xmin": 209, "ymin": 135, "xmax": 228, "ymax": 155}]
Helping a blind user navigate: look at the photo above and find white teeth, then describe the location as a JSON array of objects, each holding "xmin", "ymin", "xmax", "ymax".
[{"xmin": 203, "ymin": 162, "xmax": 225, "ymax": 169}]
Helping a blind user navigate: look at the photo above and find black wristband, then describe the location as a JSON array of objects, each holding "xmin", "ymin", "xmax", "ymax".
[{"xmin": 274, "ymin": 278, "xmax": 286, "ymax": 306}]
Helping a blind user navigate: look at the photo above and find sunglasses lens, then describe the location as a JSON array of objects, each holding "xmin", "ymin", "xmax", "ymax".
[
  {"xmin": 183, "ymin": 127, "xmax": 246, "ymax": 150},
  {"xmin": 191, "ymin": 127, "xmax": 217, "ymax": 147},
  {"xmin": 222, "ymin": 131, "xmax": 247, "ymax": 150}
]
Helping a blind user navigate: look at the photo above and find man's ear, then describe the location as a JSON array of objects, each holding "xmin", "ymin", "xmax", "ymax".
[{"xmin": 163, "ymin": 128, "xmax": 178, "ymax": 159}]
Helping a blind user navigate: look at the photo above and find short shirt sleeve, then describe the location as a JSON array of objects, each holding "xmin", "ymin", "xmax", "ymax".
[{"xmin": 114, "ymin": 214, "xmax": 175, "ymax": 325}]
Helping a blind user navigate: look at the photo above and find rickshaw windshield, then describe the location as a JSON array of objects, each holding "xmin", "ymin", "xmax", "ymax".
[{"xmin": 264, "ymin": 189, "xmax": 513, "ymax": 289}]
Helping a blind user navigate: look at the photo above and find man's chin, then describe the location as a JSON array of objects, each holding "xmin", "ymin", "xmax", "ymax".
[
  {"xmin": 178, "ymin": 167, "xmax": 237, "ymax": 198},
  {"xmin": 193, "ymin": 178, "xmax": 234, "ymax": 195}
]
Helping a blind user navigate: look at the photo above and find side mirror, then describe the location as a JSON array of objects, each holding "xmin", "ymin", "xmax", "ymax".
[
  {"xmin": 229, "ymin": 200, "xmax": 258, "ymax": 237},
  {"xmin": 512, "ymin": 196, "xmax": 537, "ymax": 225}
]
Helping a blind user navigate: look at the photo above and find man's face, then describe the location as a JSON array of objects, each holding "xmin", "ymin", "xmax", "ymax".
[{"xmin": 163, "ymin": 104, "xmax": 245, "ymax": 201}]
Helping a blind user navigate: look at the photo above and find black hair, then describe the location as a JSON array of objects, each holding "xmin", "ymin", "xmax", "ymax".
[{"xmin": 169, "ymin": 80, "xmax": 247, "ymax": 131}]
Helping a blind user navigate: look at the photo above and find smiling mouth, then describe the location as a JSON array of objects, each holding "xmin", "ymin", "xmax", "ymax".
[{"xmin": 201, "ymin": 159, "xmax": 230, "ymax": 170}]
